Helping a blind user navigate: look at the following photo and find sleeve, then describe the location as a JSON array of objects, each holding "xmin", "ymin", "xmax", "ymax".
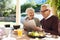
[{"xmin": 34, "ymin": 18, "xmax": 40, "ymax": 27}]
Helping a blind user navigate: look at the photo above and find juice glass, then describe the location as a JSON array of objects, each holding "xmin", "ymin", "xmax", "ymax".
[{"xmin": 17, "ymin": 29, "xmax": 23, "ymax": 37}]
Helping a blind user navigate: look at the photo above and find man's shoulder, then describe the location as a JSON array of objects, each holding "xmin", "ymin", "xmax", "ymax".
[
  {"xmin": 50, "ymin": 15, "xmax": 58, "ymax": 20},
  {"xmin": 40, "ymin": 15, "xmax": 58, "ymax": 21},
  {"xmin": 51, "ymin": 15, "xmax": 58, "ymax": 18}
]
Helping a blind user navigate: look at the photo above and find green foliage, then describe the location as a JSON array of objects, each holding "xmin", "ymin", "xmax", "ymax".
[
  {"xmin": 3, "ymin": 12, "xmax": 10, "ymax": 17},
  {"xmin": 46, "ymin": 0, "xmax": 50, "ymax": 4},
  {"xmin": 57, "ymin": 11, "xmax": 60, "ymax": 19},
  {"xmin": 46, "ymin": 0, "xmax": 57, "ymax": 7},
  {"xmin": 0, "ymin": 0, "xmax": 16, "ymax": 17},
  {"xmin": 46, "ymin": 0, "xmax": 60, "ymax": 19},
  {"xmin": 57, "ymin": 0, "xmax": 60, "ymax": 19},
  {"xmin": 0, "ymin": 0, "xmax": 12, "ymax": 11},
  {"xmin": 21, "ymin": 3, "xmax": 41, "ymax": 13},
  {"xmin": 21, "ymin": 3, "xmax": 32, "ymax": 13},
  {"xmin": 10, "ymin": 6, "xmax": 16, "ymax": 14},
  {"xmin": 32, "ymin": 4, "xmax": 41, "ymax": 12},
  {"xmin": 57, "ymin": 0, "xmax": 60, "ymax": 11},
  {"xmin": 46, "ymin": 0, "xmax": 60, "ymax": 10}
]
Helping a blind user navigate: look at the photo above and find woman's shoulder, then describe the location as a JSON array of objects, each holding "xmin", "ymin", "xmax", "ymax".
[{"xmin": 34, "ymin": 17, "xmax": 39, "ymax": 20}]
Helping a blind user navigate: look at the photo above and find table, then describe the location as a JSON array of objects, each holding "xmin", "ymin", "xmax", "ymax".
[
  {"xmin": 10, "ymin": 30, "xmax": 60, "ymax": 40},
  {"xmin": 1, "ymin": 29, "xmax": 60, "ymax": 40}
]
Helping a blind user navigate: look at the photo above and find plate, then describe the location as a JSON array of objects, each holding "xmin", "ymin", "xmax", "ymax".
[
  {"xmin": 27, "ymin": 31, "xmax": 46, "ymax": 38},
  {"xmin": 28, "ymin": 35, "xmax": 45, "ymax": 38}
]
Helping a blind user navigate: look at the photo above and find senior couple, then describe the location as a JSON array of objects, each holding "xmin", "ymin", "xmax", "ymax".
[{"xmin": 23, "ymin": 4, "xmax": 59, "ymax": 35}]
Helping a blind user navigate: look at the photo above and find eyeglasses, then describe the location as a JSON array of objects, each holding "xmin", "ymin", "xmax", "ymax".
[{"xmin": 41, "ymin": 9, "xmax": 49, "ymax": 13}]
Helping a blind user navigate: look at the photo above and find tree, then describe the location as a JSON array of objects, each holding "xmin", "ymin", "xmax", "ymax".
[
  {"xmin": 46, "ymin": 0, "xmax": 60, "ymax": 19},
  {"xmin": 21, "ymin": 3, "xmax": 32, "ymax": 13},
  {"xmin": 46, "ymin": 0, "xmax": 57, "ymax": 16},
  {"xmin": 0, "ymin": 0, "xmax": 15, "ymax": 17},
  {"xmin": 57, "ymin": 0, "xmax": 60, "ymax": 19}
]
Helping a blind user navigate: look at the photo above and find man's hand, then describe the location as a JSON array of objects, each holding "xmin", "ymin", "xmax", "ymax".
[{"xmin": 32, "ymin": 26, "xmax": 43, "ymax": 31}]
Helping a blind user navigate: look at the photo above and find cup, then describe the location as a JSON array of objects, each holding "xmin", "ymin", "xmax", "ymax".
[
  {"xmin": 13, "ymin": 25, "xmax": 23, "ymax": 37},
  {"xmin": 17, "ymin": 29, "xmax": 23, "ymax": 37},
  {"xmin": 5, "ymin": 24, "xmax": 10, "ymax": 28},
  {"xmin": 13, "ymin": 25, "xmax": 20, "ymax": 30}
]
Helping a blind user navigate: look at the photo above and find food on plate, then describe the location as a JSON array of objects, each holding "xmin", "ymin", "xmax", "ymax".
[{"xmin": 28, "ymin": 31, "xmax": 45, "ymax": 37}]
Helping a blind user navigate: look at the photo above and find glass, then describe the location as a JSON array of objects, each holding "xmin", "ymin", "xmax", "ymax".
[
  {"xmin": 2, "ymin": 29, "xmax": 16, "ymax": 40},
  {"xmin": 2, "ymin": 26, "xmax": 13, "ymax": 40},
  {"xmin": 4, "ymin": 27, "xmax": 12, "ymax": 37},
  {"xmin": 4, "ymin": 24, "xmax": 11, "ymax": 35},
  {"xmin": 13, "ymin": 25, "xmax": 23, "ymax": 37},
  {"xmin": 17, "ymin": 29, "xmax": 23, "ymax": 37}
]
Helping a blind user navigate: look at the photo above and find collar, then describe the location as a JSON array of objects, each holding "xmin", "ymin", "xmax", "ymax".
[{"xmin": 45, "ymin": 13, "xmax": 53, "ymax": 20}]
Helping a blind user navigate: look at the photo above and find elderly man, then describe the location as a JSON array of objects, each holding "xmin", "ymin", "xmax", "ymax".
[
  {"xmin": 40, "ymin": 4, "xmax": 59, "ymax": 35},
  {"xmin": 23, "ymin": 8, "xmax": 42, "ymax": 32}
]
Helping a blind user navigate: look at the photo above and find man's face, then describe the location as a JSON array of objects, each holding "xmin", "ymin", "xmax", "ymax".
[
  {"xmin": 41, "ymin": 9, "xmax": 50, "ymax": 18},
  {"xmin": 27, "ymin": 10, "xmax": 34, "ymax": 19}
]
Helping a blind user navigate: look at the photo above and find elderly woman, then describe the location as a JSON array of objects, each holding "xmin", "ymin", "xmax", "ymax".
[
  {"xmin": 40, "ymin": 4, "xmax": 59, "ymax": 35},
  {"xmin": 23, "ymin": 8, "xmax": 42, "ymax": 32}
]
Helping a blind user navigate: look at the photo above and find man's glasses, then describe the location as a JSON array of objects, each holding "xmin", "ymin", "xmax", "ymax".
[{"xmin": 41, "ymin": 9, "xmax": 48, "ymax": 13}]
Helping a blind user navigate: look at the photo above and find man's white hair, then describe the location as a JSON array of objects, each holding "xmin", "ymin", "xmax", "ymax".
[
  {"xmin": 41, "ymin": 4, "xmax": 51, "ymax": 10},
  {"xmin": 41, "ymin": 4, "xmax": 53, "ymax": 14},
  {"xmin": 26, "ymin": 7, "xmax": 35, "ymax": 13}
]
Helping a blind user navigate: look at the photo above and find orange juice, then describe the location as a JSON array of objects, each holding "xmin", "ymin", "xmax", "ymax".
[{"xmin": 17, "ymin": 29, "xmax": 23, "ymax": 37}]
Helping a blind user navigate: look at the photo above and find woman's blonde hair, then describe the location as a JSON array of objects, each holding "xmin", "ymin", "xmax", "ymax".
[{"xmin": 26, "ymin": 7, "xmax": 35, "ymax": 13}]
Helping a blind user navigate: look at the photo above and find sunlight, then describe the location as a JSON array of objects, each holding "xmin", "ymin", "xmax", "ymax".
[
  {"xmin": 20, "ymin": 0, "xmax": 27, "ymax": 5},
  {"xmin": 12, "ymin": 0, "xmax": 16, "ymax": 5},
  {"xmin": 12, "ymin": 0, "xmax": 26, "ymax": 5}
]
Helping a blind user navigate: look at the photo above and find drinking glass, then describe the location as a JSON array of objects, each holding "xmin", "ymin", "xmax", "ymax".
[{"xmin": 17, "ymin": 29, "xmax": 23, "ymax": 37}]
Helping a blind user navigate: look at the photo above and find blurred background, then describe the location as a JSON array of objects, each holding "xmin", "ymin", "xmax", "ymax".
[
  {"xmin": 0, "ymin": 0, "xmax": 16, "ymax": 22},
  {"xmin": 0, "ymin": 0, "xmax": 60, "ymax": 22}
]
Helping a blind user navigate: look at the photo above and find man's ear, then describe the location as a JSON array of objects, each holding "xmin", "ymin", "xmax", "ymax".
[{"xmin": 49, "ymin": 10, "xmax": 50, "ymax": 12}]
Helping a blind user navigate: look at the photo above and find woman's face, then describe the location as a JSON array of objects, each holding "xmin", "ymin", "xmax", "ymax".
[{"xmin": 27, "ymin": 10, "xmax": 34, "ymax": 19}]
